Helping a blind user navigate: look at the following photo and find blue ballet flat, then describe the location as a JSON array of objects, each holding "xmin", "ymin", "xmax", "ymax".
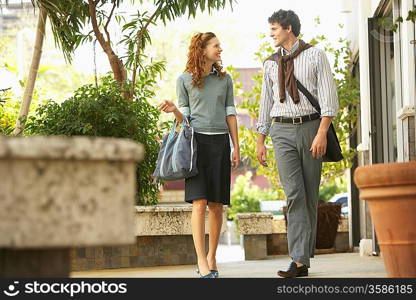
[{"xmin": 196, "ymin": 268, "xmax": 216, "ymax": 278}]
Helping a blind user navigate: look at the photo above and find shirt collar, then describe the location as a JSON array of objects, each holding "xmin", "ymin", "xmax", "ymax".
[
  {"xmin": 209, "ymin": 66, "xmax": 219, "ymax": 75},
  {"xmin": 280, "ymin": 39, "xmax": 300, "ymax": 56}
]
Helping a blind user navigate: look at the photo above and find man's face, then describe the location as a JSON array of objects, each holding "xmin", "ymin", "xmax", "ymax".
[
  {"xmin": 204, "ymin": 37, "xmax": 222, "ymax": 62},
  {"xmin": 269, "ymin": 22, "xmax": 291, "ymax": 47}
]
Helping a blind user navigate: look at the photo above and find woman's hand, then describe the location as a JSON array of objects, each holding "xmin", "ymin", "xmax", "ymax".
[
  {"xmin": 158, "ymin": 100, "xmax": 185, "ymax": 123},
  {"xmin": 231, "ymin": 147, "xmax": 240, "ymax": 170},
  {"xmin": 158, "ymin": 100, "xmax": 177, "ymax": 113}
]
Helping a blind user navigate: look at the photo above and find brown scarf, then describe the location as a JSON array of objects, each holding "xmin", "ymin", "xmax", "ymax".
[{"xmin": 277, "ymin": 39, "xmax": 312, "ymax": 104}]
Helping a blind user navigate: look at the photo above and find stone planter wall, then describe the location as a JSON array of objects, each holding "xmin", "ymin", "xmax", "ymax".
[
  {"xmin": 236, "ymin": 213, "xmax": 273, "ymax": 260},
  {"xmin": 0, "ymin": 136, "xmax": 143, "ymax": 277},
  {"xmin": 236, "ymin": 213, "xmax": 350, "ymax": 260},
  {"xmin": 71, "ymin": 204, "xmax": 228, "ymax": 271}
]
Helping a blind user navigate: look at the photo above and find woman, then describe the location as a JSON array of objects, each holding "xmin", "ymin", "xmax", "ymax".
[{"xmin": 158, "ymin": 32, "xmax": 240, "ymax": 278}]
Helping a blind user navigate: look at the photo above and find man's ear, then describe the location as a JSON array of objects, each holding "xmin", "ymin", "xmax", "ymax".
[{"xmin": 287, "ymin": 24, "xmax": 292, "ymax": 33}]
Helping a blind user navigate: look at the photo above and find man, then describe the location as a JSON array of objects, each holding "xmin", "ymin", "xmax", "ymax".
[{"xmin": 256, "ymin": 9, "xmax": 339, "ymax": 278}]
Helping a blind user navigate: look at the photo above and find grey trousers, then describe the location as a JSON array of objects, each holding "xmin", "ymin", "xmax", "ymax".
[{"xmin": 270, "ymin": 118, "xmax": 323, "ymax": 268}]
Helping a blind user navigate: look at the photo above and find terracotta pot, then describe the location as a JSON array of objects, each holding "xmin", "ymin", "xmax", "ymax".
[{"xmin": 354, "ymin": 162, "xmax": 416, "ymax": 277}]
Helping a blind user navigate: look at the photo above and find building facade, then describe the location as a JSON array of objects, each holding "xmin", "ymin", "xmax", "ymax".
[{"xmin": 346, "ymin": 0, "xmax": 415, "ymax": 253}]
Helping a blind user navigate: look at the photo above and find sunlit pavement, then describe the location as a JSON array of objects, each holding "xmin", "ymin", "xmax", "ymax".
[{"xmin": 71, "ymin": 245, "xmax": 387, "ymax": 278}]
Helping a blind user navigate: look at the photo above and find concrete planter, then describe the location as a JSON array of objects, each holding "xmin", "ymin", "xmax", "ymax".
[
  {"xmin": 71, "ymin": 205, "xmax": 228, "ymax": 271},
  {"xmin": 354, "ymin": 162, "xmax": 416, "ymax": 277},
  {"xmin": 236, "ymin": 212, "xmax": 349, "ymax": 260},
  {"xmin": 236, "ymin": 213, "xmax": 273, "ymax": 260},
  {"xmin": 0, "ymin": 135, "xmax": 144, "ymax": 277}
]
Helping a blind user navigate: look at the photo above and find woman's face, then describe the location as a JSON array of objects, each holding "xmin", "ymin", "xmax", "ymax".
[{"xmin": 203, "ymin": 37, "xmax": 222, "ymax": 62}]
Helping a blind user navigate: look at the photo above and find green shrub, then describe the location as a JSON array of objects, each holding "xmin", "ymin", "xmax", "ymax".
[
  {"xmin": 0, "ymin": 88, "xmax": 17, "ymax": 135},
  {"xmin": 319, "ymin": 181, "xmax": 347, "ymax": 202},
  {"xmin": 228, "ymin": 171, "xmax": 278, "ymax": 220},
  {"xmin": 25, "ymin": 75, "xmax": 163, "ymax": 205},
  {"xmin": 0, "ymin": 88, "xmax": 46, "ymax": 136}
]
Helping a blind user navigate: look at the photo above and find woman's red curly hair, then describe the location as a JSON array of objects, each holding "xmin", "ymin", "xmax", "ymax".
[{"xmin": 185, "ymin": 32, "xmax": 226, "ymax": 89}]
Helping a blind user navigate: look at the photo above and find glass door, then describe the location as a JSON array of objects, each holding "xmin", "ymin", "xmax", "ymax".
[{"xmin": 367, "ymin": 9, "xmax": 398, "ymax": 255}]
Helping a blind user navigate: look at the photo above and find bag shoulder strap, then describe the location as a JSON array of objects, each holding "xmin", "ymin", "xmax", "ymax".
[{"xmin": 295, "ymin": 79, "xmax": 321, "ymax": 115}]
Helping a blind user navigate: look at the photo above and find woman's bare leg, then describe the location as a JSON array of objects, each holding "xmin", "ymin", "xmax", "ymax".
[
  {"xmin": 207, "ymin": 202, "xmax": 223, "ymax": 271},
  {"xmin": 191, "ymin": 199, "xmax": 210, "ymax": 276}
]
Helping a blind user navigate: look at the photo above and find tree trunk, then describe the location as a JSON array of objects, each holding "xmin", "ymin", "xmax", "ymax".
[
  {"xmin": 88, "ymin": 0, "xmax": 130, "ymax": 99},
  {"xmin": 13, "ymin": 7, "xmax": 47, "ymax": 136}
]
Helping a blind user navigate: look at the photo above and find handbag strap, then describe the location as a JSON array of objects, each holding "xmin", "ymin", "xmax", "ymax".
[
  {"xmin": 167, "ymin": 116, "xmax": 191, "ymax": 143},
  {"xmin": 183, "ymin": 115, "xmax": 191, "ymax": 127},
  {"xmin": 166, "ymin": 120, "xmax": 178, "ymax": 144}
]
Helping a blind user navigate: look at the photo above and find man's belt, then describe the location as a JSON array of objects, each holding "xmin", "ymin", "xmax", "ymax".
[{"xmin": 273, "ymin": 113, "xmax": 321, "ymax": 125}]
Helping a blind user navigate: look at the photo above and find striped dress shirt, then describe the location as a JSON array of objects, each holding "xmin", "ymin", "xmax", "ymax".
[{"xmin": 256, "ymin": 39, "xmax": 339, "ymax": 136}]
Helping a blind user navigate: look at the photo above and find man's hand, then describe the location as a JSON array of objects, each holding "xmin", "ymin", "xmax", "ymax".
[
  {"xmin": 256, "ymin": 143, "xmax": 268, "ymax": 167},
  {"xmin": 310, "ymin": 116, "xmax": 332, "ymax": 159},
  {"xmin": 310, "ymin": 131, "xmax": 327, "ymax": 159}
]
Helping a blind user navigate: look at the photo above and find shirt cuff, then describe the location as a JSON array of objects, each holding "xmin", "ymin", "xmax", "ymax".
[
  {"xmin": 256, "ymin": 122, "xmax": 271, "ymax": 136},
  {"xmin": 179, "ymin": 106, "xmax": 190, "ymax": 117},
  {"xmin": 226, "ymin": 106, "xmax": 237, "ymax": 116},
  {"xmin": 320, "ymin": 108, "xmax": 338, "ymax": 117}
]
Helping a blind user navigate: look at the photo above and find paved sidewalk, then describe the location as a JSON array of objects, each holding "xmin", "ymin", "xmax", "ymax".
[{"xmin": 71, "ymin": 251, "xmax": 387, "ymax": 278}]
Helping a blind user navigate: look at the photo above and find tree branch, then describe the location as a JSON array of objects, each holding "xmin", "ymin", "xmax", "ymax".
[
  {"xmin": 136, "ymin": 9, "xmax": 159, "ymax": 49},
  {"xmin": 88, "ymin": 0, "xmax": 107, "ymax": 51},
  {"xmin": 104, "ymin": 0, "xmax": 116, "ymax": 44},
  {"xmin": 88, "ymin": 0, "xmax": 127, "ymax": 88},
  {"xmin": 130, "ymin": 7, "xmax": 160, "ymax": 96}
]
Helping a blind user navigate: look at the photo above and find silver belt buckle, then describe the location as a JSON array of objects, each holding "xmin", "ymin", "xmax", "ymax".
[{"xmin": 292, "ymin": 116, "xmax": 303, "ymax": 124}]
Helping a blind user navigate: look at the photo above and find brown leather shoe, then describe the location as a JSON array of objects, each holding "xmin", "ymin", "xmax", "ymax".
[{"xmin": 277, "ymin": 261, "xmax": 308, "ymax": 278}]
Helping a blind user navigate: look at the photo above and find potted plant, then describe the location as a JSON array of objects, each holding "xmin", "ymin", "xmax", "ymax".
[{"xmin": 283, "ymin": 201, "xmax": 342, "ymax": 251}]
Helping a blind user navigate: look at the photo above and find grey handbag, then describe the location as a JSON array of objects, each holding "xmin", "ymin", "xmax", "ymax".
[{"xmin": 152, "ymin": 117, "xmax": 198, "ymax": 181}]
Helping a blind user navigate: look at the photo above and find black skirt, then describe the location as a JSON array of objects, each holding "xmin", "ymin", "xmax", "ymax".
[{"xmin": 184, "ymin": 132, "xmax": 231, "ymax": 206}]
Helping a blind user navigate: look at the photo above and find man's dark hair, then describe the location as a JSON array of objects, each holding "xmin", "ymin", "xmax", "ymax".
[{"xmin": 268, "ymin": 9, "xmax": 301, "ymax": 37}]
